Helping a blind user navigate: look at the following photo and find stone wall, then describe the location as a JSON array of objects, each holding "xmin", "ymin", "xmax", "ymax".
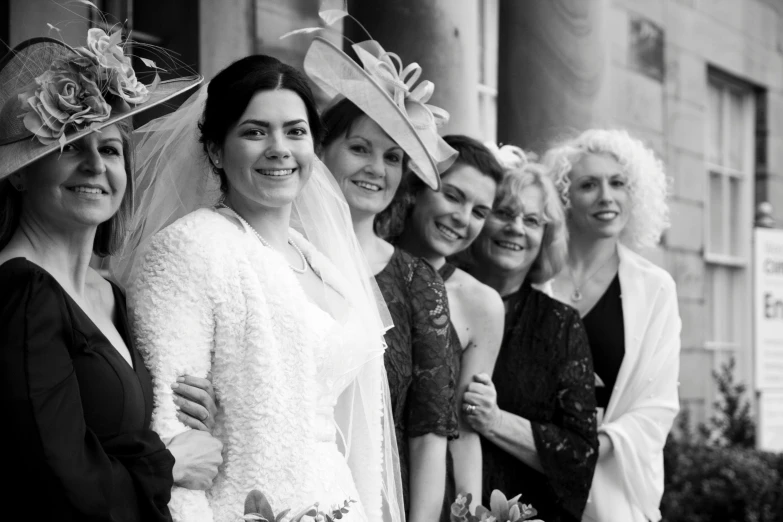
[{"xmin": 599, "ymin": 0, "xmax": 783, "ymax": 425}]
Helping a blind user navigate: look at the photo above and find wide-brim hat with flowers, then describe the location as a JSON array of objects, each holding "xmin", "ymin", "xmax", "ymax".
[
  {"xmin": 0, "ymin": 31, "xmax": 202, "ymax": 180},
  {"xmin": 304, "ymin": 33, "xmax": 457, "ymax": 190}
]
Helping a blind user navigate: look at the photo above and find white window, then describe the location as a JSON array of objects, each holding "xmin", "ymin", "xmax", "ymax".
[
  {"xmin": 477, "ymin": 0, "xmax": 498, "ymax": 143},
  {"xmin": 705, "ymin": 74, "xmax": 755, "ymax": 358}
]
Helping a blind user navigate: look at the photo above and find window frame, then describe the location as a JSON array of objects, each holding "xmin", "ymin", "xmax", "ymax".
[
  {"xmin": 703, "ymin": 72, "xmax": 756, "ymax": 353},
  {"xmin": 477, "ymin": 0, "xmax": 499, "ymax": 143}
]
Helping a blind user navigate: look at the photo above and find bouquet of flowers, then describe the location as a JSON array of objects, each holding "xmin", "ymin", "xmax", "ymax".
[
  {"xmin": 450, "ymin": 490, "xmax": 543, "ymax": 522},
  {"xmin": 241, "ymin": 490, "xmax": 356, "ymax": 522}
]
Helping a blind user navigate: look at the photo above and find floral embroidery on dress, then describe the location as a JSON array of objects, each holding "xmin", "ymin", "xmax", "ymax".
[
  {"xmin": 482, "ymin": 281, "xmax": 598, "ymax": 522},
  {"xmin": 376, "ymin": 248, "xmax": 459, "ymax": 509}
]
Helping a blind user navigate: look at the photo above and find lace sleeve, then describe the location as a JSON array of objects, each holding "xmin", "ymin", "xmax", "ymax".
[
  {"xmin": 405, "ymin": 258, "xmax": 460, "ymax": 440},
  {"xmin": 530, "ymin": 311, "xmax": 599, "ymax": 520}
]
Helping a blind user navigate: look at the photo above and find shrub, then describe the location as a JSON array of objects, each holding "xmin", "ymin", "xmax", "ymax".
[
  {"xmin": 662, "ymin": 439, "xmax": 783, "ymax": 522},
  {"xmin": 661, "ymin": 357, "xmax": 783, "ymax": 521}
]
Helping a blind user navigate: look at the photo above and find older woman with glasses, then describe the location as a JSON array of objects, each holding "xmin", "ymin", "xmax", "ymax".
[{"xmin": 457, "ymin": 148, "xmax": 598, "ymax": 522}]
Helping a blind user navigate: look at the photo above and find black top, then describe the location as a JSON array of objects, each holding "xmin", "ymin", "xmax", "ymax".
[
  {"xmin": 0, "ymin": 258, "xmax": 174, "ymax": 522},
  {"xmin": 482, "ymin": 281, "xmax": 598, "ymax": 522},
  {"xmin": 376, "ymin": 248, "xmax": 460, "ymax": 512},
  {"xmin": 582, "ymin": 274, "xmax": 625, "ymax": 410},
  {"xmin": 436, "ymin": 262, "xmax": 469, "ymax": 522}
]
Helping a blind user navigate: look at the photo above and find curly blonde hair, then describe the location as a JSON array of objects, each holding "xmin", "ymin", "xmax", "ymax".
[{"xmin": 542, "ymin": 129, "xmax": 671, "ymax": 250}]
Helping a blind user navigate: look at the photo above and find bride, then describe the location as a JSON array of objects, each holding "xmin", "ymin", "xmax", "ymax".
[{"xmin": 112, "ymin": 54, "xmax": 403, "ymax": 522}]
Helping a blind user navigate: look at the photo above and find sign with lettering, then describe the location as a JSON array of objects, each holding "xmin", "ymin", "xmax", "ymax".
[
  {"xmin": 754, "ymin": 228, "xmax": 783, "ymax": 390},
  {"xmin": 759, "ymin": 389, "xmax": 783, "ymax": 452}
]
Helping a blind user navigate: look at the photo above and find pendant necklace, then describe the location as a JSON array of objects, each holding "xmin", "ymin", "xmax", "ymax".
[
  {"xmin": 218, "ymin": 204, "xmax": 308, "ymax": 274},
  {"xmin": 568, "ymin": 253, "xmax": 617, "ymax": 303}
]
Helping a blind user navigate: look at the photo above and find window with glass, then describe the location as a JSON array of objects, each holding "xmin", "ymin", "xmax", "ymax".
[{"xmin": 705, "ymin": 73, "xmax": 756, "ymax": 353}]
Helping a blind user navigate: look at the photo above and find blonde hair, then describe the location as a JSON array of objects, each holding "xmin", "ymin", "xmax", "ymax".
[
  {"xmin": 543, "ymin": 128, "xmax": 671, "ymax": 250},
  {"xmin": 464, "ymin": 159, "xmax": 568, "ymax": 284}
]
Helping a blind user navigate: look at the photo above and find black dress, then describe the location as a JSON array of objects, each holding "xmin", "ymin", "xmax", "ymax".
[
  {"xmin": 0, "ymin": 258, "xmax": 174, "ymax": 522},
  {"xmin": 581, "ymin": 274, "xmax": 625, "ymax": 411},
  {"xmin": 481, "ymin": 281, "xmax": 598, "ymax": 522},
  {"xmin": 375, "ymin": 248, "xmax": 460, "ymax": 513},
  {"xmin": 437, "ymin": 262, "xmax": 464, "ymax": 522}
]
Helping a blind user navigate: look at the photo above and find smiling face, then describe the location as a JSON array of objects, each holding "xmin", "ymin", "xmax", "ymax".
[
  {"xmin": 407, "ymin": 163, "xmax": 497, "ymax": 258},
  {"xmin": 567, "ymin": 152, "xmax": 630, "ymax": 240},
  {"xmin": 210, "ymin": 89, "xmax": 315, "ymax": 211},
  {"xmin": 321, "ymin": 115, "xmax": 404, "ymax": 218},
  {"xmin": 16, "ymin": 124, "xmax": 127, "ymax": 230},
  {"xmin": 473, "ymin": 184, "xmax": 545, "ymax": 276}
]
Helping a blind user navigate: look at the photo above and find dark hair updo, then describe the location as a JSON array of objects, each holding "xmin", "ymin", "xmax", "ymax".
[{"xmin": 198, "ymin": 54, "xmax": 324, "ymax": 193}]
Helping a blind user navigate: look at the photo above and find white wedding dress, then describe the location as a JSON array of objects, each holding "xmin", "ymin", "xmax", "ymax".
[{"xmin": 128, "ymin": 208, "xmax": 384, "ymax": 522}]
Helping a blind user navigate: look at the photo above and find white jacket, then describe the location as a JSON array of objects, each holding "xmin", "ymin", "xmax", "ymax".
[
  {"xmin": 582, "ymin": 244, "xmax": 682, "ymax": 522},
  {"xmin": 128, "ymin": 208, "xmax": 384, "ymax": 522}
]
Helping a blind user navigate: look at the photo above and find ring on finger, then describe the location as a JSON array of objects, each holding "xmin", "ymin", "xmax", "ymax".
[{"xmin": 464, "ymin": 404, "xmax": 476, "ymax": 414}]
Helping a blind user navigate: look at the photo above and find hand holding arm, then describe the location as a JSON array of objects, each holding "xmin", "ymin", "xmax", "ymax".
[
  {"xmin": 172, "ymin": 374, "xmax": 219, "ymax": 432},
  {"xmin": 166, "ymin": 430, "xmax": 223, "ymax": 490},
  {"xmin": 464, "ymin": 373, "xmax": 544, "ymax": 473}
]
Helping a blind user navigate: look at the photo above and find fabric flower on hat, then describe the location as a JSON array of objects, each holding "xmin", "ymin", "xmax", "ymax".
[
  {"xmin": 18, "ymin": 27, "xmax": 153, "ymax": 148},
  {"xmin": 78, "ymin": 28, "xmax": 150, "ymax": 104},
  {"xmin": 19, "ymin": 54, "xmax": 111, "ymax": 146},
  {"xmin": 485, "ymin": 143, "xmax": 537, "ymax": 171}
]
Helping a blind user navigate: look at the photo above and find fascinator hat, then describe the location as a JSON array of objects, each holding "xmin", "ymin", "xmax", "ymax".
[
  {"xmin": 303, "ymin": 29, "xmax": 457, "ymax": 190},
  {"xmin": 0, "ymin": 30, "xmax": 202, "ymax": 180}
]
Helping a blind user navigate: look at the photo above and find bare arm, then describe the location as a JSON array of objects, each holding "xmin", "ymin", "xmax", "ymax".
[
  {"xmin": 449, "ymin": 287, "xmax": 504, "ymax": 506},
  {"xmin": 408, "ymin": 434, "xmax": 448, "ymax": 522}
]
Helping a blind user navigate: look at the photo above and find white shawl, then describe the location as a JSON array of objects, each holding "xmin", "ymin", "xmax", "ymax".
[{"xmin": 582, "ymin": 245, "xmax": 681, "ymax": 522}]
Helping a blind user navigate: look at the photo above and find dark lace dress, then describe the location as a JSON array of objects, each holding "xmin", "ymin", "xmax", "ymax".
[
  {"xmin": 0, "ymin": 259, "xmax": 174, "ymax": 521},
  {"xmin": 482, "ymin": 281, "xmax": 598, "ymax": 522},
  {"xmin": 376, "ymin": 248, "xmax": 460, "ymax": 513}
]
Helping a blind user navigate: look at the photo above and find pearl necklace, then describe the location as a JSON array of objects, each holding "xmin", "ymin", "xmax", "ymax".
[
  {"xmin": 568, "ymin": 253, "xmax": 617, "ymax": 303},
  {"xmin": 219, "ymin": 204, "xmax": 308, "ymax": 274}
]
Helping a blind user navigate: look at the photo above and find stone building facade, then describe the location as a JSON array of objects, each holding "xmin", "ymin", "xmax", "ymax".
[{"xmin": 7, "ymin": 0, "xmax": 783, "ymax": 434}]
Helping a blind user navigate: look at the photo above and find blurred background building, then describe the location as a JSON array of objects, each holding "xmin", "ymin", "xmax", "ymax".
[{"xmin": 5, "ymin": 0, "xmax": 783, "ymax": 444}]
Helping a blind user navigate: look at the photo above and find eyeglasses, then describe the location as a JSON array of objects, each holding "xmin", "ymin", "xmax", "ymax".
[{"xmin": 488, "ymin": 207, "xmax": 546, "ymax": 229}]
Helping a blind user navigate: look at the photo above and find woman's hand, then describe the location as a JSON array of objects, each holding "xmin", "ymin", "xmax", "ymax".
[
  {"xmin": 597, "ymin": 432, "xmax": 614, "ymax": 459},
  {"xmin": 462, "ymin": 373, "xmax": 502, "ymax": 436},
  {"xmin": 172, "ymin": 375, "xmax": 218, "ymax": 432},
  {"xmin": 166, "ymin": 430, "xmax": 223, "ymax": 490}
]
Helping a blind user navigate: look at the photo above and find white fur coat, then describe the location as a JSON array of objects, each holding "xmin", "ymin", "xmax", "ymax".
[{"xmin": 128, "ymin": 208, "xmax": 384, "ymax": 522}]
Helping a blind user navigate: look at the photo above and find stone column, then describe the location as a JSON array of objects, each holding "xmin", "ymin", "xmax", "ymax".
[
  {"xmin": 497, "ymin": 0, "xmax": 608, "ymax": 152},
  {"xmin": 199, "ymin": 0, "xmax": 254, "ymax": 80},
  {"xmin": 346, "ymin": 0, "xmax": 480, "ymax": 137}
]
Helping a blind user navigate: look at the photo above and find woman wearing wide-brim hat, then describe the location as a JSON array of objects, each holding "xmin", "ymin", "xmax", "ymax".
[
  {"xmin": 0, "ymin": 31, "xmax": 219, "ymax": 521},
  {"xmin": 306, "ymin": 34, "xmax": 461, "ymax": 521}
]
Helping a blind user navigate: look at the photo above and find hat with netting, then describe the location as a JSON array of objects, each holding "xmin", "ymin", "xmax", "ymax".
[{"xmin": 0, "ymin": 31, "xmax": 202, "ymax": 180}]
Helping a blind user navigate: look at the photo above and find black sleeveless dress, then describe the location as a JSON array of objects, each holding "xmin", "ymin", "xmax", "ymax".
[
  {"xmin": 581, "ymin": 274, "xmax": 625, "ymax": 412},
  {"xmin": 438, "ymin": 262, "xmax": 466, "ymax": 521},
  {"xmin": 0, "ymin": 258, "xmax": 174, "ymax": 521}
]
